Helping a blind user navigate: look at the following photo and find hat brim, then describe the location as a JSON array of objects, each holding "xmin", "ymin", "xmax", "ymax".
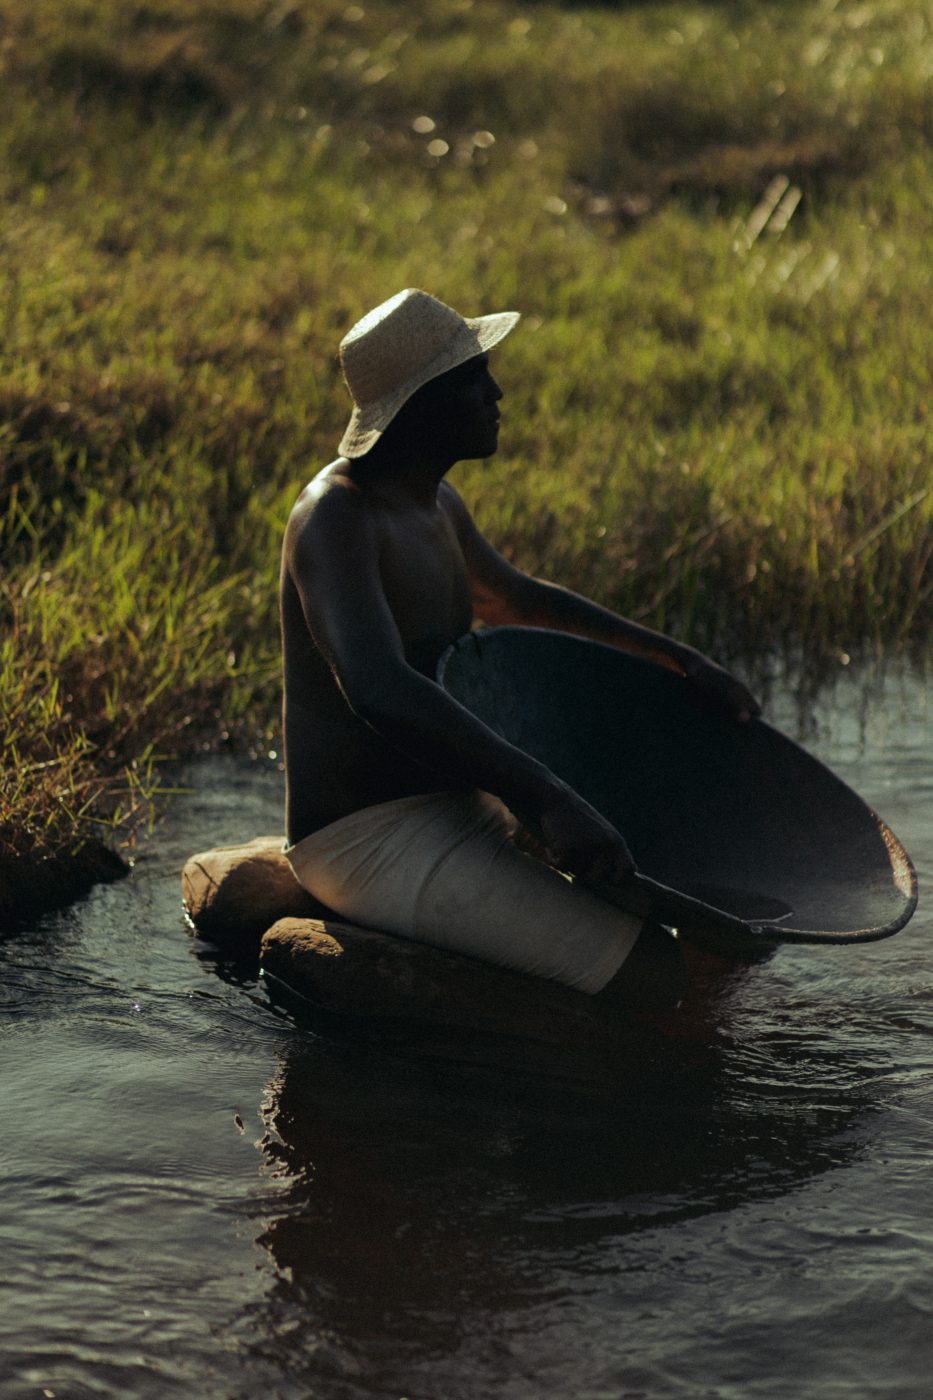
[{"xmin": 338, "ymin": 309, "xmax": 520, "ymax": 458}]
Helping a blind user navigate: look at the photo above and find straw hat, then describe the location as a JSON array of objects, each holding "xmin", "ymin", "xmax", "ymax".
[{"xmin": 337, "ymin": 288, "xmax": 520, "ymax": 457}]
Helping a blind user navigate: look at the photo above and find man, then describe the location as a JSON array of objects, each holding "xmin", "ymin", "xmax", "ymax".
[{"xmin": 280, "ymin": 289, "xmax": 757, "ymax": 1010}]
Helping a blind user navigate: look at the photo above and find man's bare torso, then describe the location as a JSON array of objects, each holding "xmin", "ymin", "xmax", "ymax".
[{"xmin": 281, "ymin": 463, "xmax": 473, "ymax": 843}]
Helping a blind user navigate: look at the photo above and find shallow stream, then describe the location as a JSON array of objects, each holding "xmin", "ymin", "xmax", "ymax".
[{"xmin": 2, "ymin": 664, "xmax": 931, "ymax": 1399}]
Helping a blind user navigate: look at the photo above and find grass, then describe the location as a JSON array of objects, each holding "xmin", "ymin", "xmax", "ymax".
[{"xmin": 0, "ymin": 0, "xmax": 930, "ymax": 912}]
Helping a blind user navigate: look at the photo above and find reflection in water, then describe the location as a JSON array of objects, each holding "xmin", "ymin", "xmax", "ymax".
[
  {"xmin": 1, "ymin": 669, "xmax": 931, "ymax": 1400},
  {"xmin": 244, "ymin": 953, "xmax": 883, "ymax": 1396}
]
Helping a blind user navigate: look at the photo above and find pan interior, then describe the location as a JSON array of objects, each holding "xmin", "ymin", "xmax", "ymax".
[{"xmin": 438, "ymin": 627, "xmax": 917, "ymax": 943}]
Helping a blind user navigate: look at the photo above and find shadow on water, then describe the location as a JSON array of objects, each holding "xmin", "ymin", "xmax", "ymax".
[
  {"xmin": 191, "ymin": 938, "xmax": 262, "ymax": 992},
  {"xmin": 224, "ymin": 946, "xmax": 887, "ymax": 1396},
  {"xmin": 2, "ymin": 661, "xmax": 930, "ymax": 1399}
]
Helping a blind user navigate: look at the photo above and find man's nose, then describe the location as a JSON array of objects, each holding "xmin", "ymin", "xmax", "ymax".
[{"xmin": 488, "ymin": 375, "xmax": 503, "ymax": 401}]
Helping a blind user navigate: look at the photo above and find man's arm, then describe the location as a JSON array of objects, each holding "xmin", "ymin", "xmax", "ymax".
[
  {"xmin": 441, "ymin": 483, "xmax": 759, "ymax": 721},
  {"xmin": 285, "ymin": 483, "xmax": 635, "ymax": 884}
]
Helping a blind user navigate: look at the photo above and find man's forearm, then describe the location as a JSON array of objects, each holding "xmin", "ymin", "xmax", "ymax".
[
  {"xmin": 497, "ymin": 575, "xmax": 693, "ymax": 674},
  {"xmin": 350, "ymin": 663, "xmax": 567, "ymax": 818},
  {"xmin": 492, "ymin": 575, "xmax": 758, "ymax": 719}
]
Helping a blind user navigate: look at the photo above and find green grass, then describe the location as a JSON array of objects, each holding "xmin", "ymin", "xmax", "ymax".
[{"xmin": 1, "ymin": 0, "xmax": 931, "ymax": 908}]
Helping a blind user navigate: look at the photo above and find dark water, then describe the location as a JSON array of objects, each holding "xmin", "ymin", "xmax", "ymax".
[{"xmin": 2, "ymin": 666, "xmax": 932, "ymax": 1399}]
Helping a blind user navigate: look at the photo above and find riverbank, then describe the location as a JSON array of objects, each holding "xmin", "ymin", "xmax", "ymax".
[{"xmin": 1, "ymin": 0, "xmax": 930, "ymax": 908}]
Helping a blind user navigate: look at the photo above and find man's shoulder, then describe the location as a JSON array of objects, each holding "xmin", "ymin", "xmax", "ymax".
[
  {"xmin": 285, "ymin": 462, "xmax": 372, "ymax": 555},
  {"xmin": 288, "ymin": 462, "xmax": 362, "ymax": 523}
]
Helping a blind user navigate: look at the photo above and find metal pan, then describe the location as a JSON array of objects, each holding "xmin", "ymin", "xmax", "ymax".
[{"xmin": 438, "ymin": 627, "xmax": 917, "ymax": 948}]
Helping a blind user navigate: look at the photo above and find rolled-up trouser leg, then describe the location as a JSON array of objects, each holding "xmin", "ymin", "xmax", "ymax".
[{"xmin": 285, "ymin": 790, "xmax": 643, "ymax": 995}]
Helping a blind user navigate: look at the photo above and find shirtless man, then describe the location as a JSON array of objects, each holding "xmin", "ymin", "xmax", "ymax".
[{"xmin": 280, "ymin": 289, "xmax": 758, "ymax": 1010}]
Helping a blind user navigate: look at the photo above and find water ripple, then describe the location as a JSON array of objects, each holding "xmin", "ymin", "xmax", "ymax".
[{"xmin": 2, "ymin": 674, "xmax": 932, "ymax": 1399}]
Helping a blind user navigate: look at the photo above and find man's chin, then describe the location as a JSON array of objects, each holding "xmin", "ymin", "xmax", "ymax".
[{"xmin": 455, "ymin": 429, "xmax": 499, "ymax": 461}]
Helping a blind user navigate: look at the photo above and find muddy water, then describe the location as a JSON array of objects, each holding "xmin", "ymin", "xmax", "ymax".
[{"xmin": 1, "ymin": 666, "xmax": 931, "ymax": 1399}]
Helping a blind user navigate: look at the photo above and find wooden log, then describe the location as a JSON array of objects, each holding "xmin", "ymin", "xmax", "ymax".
[{"xmin": 181, "ymin": 837, "xmax": 329, "ymax": 951}]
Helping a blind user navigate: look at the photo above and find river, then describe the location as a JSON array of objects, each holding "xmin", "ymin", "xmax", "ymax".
[{"xmin": 1, "ymin": 663, "xmax": 931, "ymax": 1399}]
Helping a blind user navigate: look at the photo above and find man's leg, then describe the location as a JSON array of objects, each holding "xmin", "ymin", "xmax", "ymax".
[
  {"xmin": 511, "ymin": 819, "xmax": 687, "ymax": 1010},
  {"xmin": 288, "ymin": 790, "xmax": 687, "ymax": 1010},
  {"xmin": 594, "ymin": 918, "xmax": 687, "ymax": 1012},
  {"xmin": 409, "ymin": 794, "xmax": 688, "ymax": 1007}
]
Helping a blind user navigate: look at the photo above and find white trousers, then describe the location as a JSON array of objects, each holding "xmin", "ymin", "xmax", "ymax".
[{"xmin": 285, "ymin": 790, "xmax": 642, "ymax": 994}]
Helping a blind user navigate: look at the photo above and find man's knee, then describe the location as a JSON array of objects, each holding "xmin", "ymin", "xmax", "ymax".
[{"xmin": 595, "ymin": 918, "xmax": 687, "ymax": 1012}]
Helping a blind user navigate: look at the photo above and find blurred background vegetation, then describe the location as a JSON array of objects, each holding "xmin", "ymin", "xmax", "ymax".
[{"xmin": 0, "ymin": 0, "xmax": 930, "ymax": 905}]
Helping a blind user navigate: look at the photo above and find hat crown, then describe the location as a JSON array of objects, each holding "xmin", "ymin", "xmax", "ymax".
[{"xmin": 339, "ymin": 288, "xmax": 478, "ymax": 408}]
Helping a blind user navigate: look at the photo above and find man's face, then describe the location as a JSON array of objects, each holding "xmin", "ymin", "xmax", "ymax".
[{"xmin": 407, "ymin": 353, "xmax": 504, "ymax": 462}]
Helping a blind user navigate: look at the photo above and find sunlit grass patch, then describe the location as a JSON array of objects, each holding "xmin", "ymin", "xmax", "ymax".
[
  {"xmin": 0, "ymin": 0, "xmax": 930, "ymax": 902},
  {"xmin": 0, "ymin": 485, "xmax": 280, "ymax": 912}
]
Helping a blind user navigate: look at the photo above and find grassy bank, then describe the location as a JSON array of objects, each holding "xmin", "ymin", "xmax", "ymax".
[{"xmin": 1, "ymin": 0, "xmax": 930, "ymax": 910}]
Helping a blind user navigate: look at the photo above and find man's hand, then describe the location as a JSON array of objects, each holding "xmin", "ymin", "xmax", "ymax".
[
  {"xmin": 536, "ymin": 785, "xmax": 636, "ymax": 887},
  {"xmin": 677, "ymin": 651, "xmax": 760, "ymax": 722}
]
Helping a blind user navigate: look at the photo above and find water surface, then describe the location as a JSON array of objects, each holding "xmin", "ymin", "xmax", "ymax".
[{"xmin": 2, "ymin": 666, "xmax": 931, "ymax": 1398}]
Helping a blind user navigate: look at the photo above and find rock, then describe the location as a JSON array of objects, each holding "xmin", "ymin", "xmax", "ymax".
[
  {"xmin": 260, "ymin": 916, "xmax": 640, "ymax": 1085},
  {"xmin": 183, "ymin": 843, "xmax": 650, "ymax": 1085},
  {"xmin": 182, "ymin": 837, "xmax": 329, "ymax": 950},
  {"xmin": 1, "ymin": 842, "xmax": 128, "ymax": 925}
]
